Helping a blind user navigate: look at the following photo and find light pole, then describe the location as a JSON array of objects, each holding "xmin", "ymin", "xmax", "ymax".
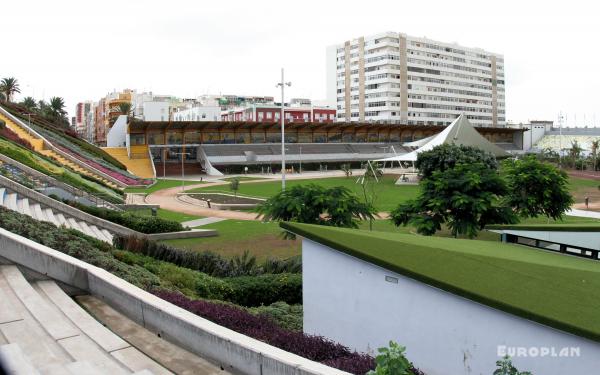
[
  {"xmin": 173, "ymin": 151, "xmax": 191, "ymax": 191},
  {"xmin": 276, "ymin": 68, "xmax": 291, "ymax": 190}
]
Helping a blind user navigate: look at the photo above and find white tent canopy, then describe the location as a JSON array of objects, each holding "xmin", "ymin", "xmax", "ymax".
[{"xmin": 376, "ymin": 114, "xmax": 509, "ymax": 162}]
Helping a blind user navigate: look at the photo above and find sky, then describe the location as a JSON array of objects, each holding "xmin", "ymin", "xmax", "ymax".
[{"xmin": 2, "ymin": 0, "xmax": 598, "ymax": 125}]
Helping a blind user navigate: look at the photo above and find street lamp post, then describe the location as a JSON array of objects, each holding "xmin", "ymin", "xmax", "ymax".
[
  {"xmin": 173, "ymin": 151, "xmax": 191, "ymax": 191},
  {"xmin": 276, "ymin": 68, "xmax": 291, "ymax": 190}
]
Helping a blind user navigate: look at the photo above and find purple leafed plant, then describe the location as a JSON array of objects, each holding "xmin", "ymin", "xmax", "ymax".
[{"xmin": 153, "ymin": 290, "xmax": 379, "ymax": 374}]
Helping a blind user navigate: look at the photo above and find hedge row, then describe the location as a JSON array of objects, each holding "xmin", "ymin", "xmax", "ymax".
[
  {"xmin": 114, "ymin": 250, "xmax": 301, "ymax": 306},
  {"xmin": 53, "ymin": 198, "xmax": 184, "ymax": 234},
  {"xmin": 114, "ymin": 235, "xmax": 302, "ymax": 277},
  {"xmin": 154, "ymin": 290, "xmax": 377, "ymax": 375}
]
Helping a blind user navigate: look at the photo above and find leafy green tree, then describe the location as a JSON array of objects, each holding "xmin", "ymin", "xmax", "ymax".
[
  {"xmin": 0, "ymin": 77, "xmax": 21, "ymax": 102},
  {"xmin": 117, "ymin": 102, "xmax": 132, "ymax": 117},
  {"xmin": 20, "ymin": 96, "xmax": 37, "ymax": 111},
  {"xmin": 367, "ymin": 341, "xmax": 412, "ymax": 375},
  {"xmin": 229, "ymin": 177, "xmax": 240, "ymax": 197},
  {"xmin": 493, "ymin": 355, "xmax": 533, "ymax": 375},
  {"xmin": 391, "ymin": 162, "xmax": 517, "ymax": 238},
  {"xmin": 503, "ymin": 155, "xmax": 573, "ymax": 220},
  {"xmin": 257, "ymin": 184, "xmax": 374, "ymax": 228},
  {"xmin": 569, "ymin": 140, "xmax": 583, "ymax": 168},
  {"xmin": 47, "ymin": 96, "xmax": 67, "ymax": 123},
  {"xmin": 591, "ymin": 140, "xmax": 599, "ymax": 171},
  {"xmin": 415, "ymin": 143, "xmax": 498, "ymax": 179}
]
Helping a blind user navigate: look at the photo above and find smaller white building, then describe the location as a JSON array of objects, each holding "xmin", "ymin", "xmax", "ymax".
[
  {"xmin": 172, "ymin": 105, "xmax": 221, "ymax": 122},
  {"xmin": 283, "ymin": 222, "xmax": 600, "ymax": 375},
  {"xmin": 143, "ymin": 101, "xmax": 171, "ymax": 121}
]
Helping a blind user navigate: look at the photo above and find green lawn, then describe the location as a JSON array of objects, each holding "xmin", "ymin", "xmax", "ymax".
[
  {"xmin": 127, "ymin": 207, "xmax": 203, "ymax": 223},
  {"xmin": 188, "ymin": 175, "xmax": 419, "ymax": 212},
  {"xmin": 161, "ymin": 220, "xmax": 300, "ymax": 261},
  {"xmin": 283, "ymin": 222, "xmax": 600, "ymax": 342},
  {"xmin": 125, "ymin": 179, "xmax": 206, "ymax": 194}
]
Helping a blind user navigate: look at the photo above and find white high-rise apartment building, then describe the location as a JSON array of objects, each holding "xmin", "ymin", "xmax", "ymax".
[{"xmin": 326, "ymin": 32, "xmax": 505, "ymax": 127}]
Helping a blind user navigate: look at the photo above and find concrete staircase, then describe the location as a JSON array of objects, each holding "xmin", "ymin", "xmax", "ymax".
[
  {"xmin": 0, "ymin": 187, "xmax": 113, "ymax": 243},
  {"xmin": 0, "ymin": 265, "xmax": 169, "ymax": 374},
  {"xmin": 103, "ymin": 146, "xmax": 155, "ymax": 179},
  {"xmin": 0, "ymin": 110, "xmax": 120, "ymax": 190}
]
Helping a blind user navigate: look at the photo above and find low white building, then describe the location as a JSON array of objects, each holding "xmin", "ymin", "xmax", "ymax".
[
  {"xmin": 172, "ymin": 105, "xmax": 221, "ymax": 122},
  {"xmin": 283, "ymin": 222, "xmax": 600, "ymax": 375}
]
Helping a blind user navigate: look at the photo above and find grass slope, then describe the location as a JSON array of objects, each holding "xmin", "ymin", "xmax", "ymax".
[
  {"xmin": 188, "ymin": 175, "xmax": 419, "ymax": 211},
  {"xmin": 282, "ymin": 222, "xmax": 600, "ymax": 343},
  {"xmin": 161, "ymin": 220, "xmax": 300, "ymax": 261}
]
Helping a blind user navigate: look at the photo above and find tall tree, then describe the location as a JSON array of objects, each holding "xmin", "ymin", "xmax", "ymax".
[
  {"xmin": 20, "ymin": 96, "xmax": 37, "ymax": 111},
  {"xmin": 503, "ymin": 155, "xmax": 573, "ymax": 220},
  {"xmin": 569, "ymin": 140, "xmax": 583, "ymax": 168},
  {"xmin": 415, "ymin": 143, "xmax": 498, "ymax": 179},
  {"xmin": 258, "ymin": 184, "xmax": 374, "ymax": 228},
  {"xmin": 391, "ymin": 162, "xmax": 517, "ymax": 238},
  {"xmin": 591, "ymin": 140, "xmax": 599, "ymax": 171},
  {"xmin": 117, "ymin": 102, "xmax": 132, "ymax": 117},
  {"xmin": 0, "ymin": 77, "xmax": 21, "ymax": 102}
]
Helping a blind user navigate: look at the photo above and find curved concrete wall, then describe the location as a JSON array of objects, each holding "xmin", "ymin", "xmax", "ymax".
[{"xmin": 0, "ymin": 228, "xmax": 348, "ymax": 375}]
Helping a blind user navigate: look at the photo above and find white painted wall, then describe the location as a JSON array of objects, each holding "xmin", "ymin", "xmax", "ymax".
[
  {"xmin": 524, "ymin": 123, "xmax": 548, "ymax": 150},
  {"xmin": 106, "ymin": 115, "xmax": 128, "ymax": 147},
  {"xmin": 302, "ymin": 238, "xmax": 600, "ymax": 375},
  {"xmin": 172, "ymin": 106, "xmax": 221, "ymax": 122},
  {"xmin": 143, "ymin": 101, "xmax": 171, "ymax": 121}
]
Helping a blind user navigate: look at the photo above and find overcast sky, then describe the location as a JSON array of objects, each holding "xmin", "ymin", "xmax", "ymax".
[{"xmin": 2, "ymin": 0, "xmax": 598, "ymax": 125}]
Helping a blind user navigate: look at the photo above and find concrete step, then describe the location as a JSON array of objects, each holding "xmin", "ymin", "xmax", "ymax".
[
  {"xmin": 0, "ymin": 187, "xmax": 5, "ymax": 205},
  {"xmin": 55, "ymin": 213, "xmax": 69, "ymax": 227},
  {"xmin": 77, "ymin": 221, "xmax": 98, "ymax": 239},
  {"xmin": 58, "ymin": 335, "xmax": 130, "ymax": 375},
  {"xmin": 66, "ymin": 361, "xmax": 108, "ymax": 375},
  {"xmin": 101, "ymin": 228, "xmax": 114, "ymax": 242},
  {"xmin": 0, "ymin": 343, "xmax": 41, "ymax": 375},
  {"xmin": 67, "ymin": 217, "xmax": 84, "ymax": 232},
  {"xmin": 34, "ymin": 281, "xmax": 129, "ymax": 353},
  {"xmin": 31, "ymin": 203, "xmax": 46, "ymax": 222},
  {"xmin": 0, "ymin": 266, "xmax": 79, "ymax": 341},
  {"xmin": 0, "ymin": 318, "xmax": 71, "ymax": 369},
  {"xmin": 19, "ymin": 198, "xmax": 32, "ymax": 217},
  {"xmin": 90, "ymin": 225, "xmax": 111, "ymax": 243},
  {"xmin": 5, "ymin": 192, "xmax": 18, "ymax": 211},
  {"xmin": 43, "ymin": 208, "xmax": 60, "ymax": 226},
  {"xmin": 111, "ymin": 346, "xmax": 171, "ymax": 375},
  {"xmin": 0, "ymin": 269, "xmax": 25, "ymax": 324}
]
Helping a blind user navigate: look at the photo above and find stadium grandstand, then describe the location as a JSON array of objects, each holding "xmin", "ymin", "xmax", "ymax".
[{"xmin": 116, "ymin": 118, "xmax": 525, "ymax": 176}]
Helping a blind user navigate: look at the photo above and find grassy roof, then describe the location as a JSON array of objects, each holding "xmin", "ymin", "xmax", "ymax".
[
  {"xmin": 487, "ymin": 223, "xmax": 600, "ymax": 232},
  {"xmin": 281, "ymin": 222, "xmax": 600, "ymax": 342}
]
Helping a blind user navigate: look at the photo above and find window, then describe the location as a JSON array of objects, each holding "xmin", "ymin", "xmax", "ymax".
[{"xmin": 266, "ymin": 112, "xmax": 272, "ymax": 119}]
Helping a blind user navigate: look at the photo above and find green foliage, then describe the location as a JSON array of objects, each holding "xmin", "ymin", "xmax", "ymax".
[
  {"xmin": 341, "ymin": 163, "xmax": 352, "ymax": 177},
  {"xmin": 229, "ymin": 177, "xmax": 240, "ymax": 196},
  {"xmin": 56, "ymin": 198, "xmax": 184, "ymax": 234},
  {"xmin": 493, "ymin": 355, "xmax": 533, "ymax": 375},
  {"xmin": 503, "ymin": 155, "xmax": 573, "ymax": 220},
  {"xmin": 0, "ymin": 77, "xmax": 20, "ymax": 102},
  {"xmin": 391, "ymin": 162, "xmax": 517, "ymax": 238},
  {"xmin": 0, "ymin": 207, "xmax": 160, "ymax": 289},
  {"xmin": 225, "ymin": 273, "xmax": 302, "ymax": 307},
  {"xmin": 249, "ymin": 301, "xmax": 303, "ymax": 331},
  {"xmin": 367, "ymin": 341, "xmax": 412, "ymax": 375},
  {"xmin": 415, "ymin": 143, "xmax": 498, "ymax": 179},
  {"xmin": 258, "ymin": 184, "xmax": 374, "ymax": 229}
]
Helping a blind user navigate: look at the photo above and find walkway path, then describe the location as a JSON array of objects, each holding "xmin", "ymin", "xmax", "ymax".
[
  {"xmin": 566, "ymin": 208, "xmax": 600, "ymax": 219},
  {"xmin": 182, "ymin": 217, "xmax": 226, "ymax": 227}
]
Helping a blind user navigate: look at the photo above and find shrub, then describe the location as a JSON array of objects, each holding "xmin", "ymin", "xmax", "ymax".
[
  {"xmin": 225, "ymin": 273, "xmax": 302, "ymax": 307},
  {"xmin": 56, "ymin": 199, "xmax": 184, "ymax": 234},
  {"xmin": 249, "ymin": 301, "xmax": 303, "ymax": 331},
  {"xmin": 0, "ymin": 207, "xmax": 160, "ymax": 289},
  {"xmin": 113, "ymin": 235, "xmax": 302, "ymax": 277},
  {"xmin": 154, "ymin": 290, "xmax": 380, "ymax": 374}
]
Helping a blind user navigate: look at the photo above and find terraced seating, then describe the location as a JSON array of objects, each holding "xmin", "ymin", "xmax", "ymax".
[
  {"xmin": 0, "ymin": 187, "xmax": 113, "ymax": 243},
  {"xmin": 0, "ymin": 265, "xmax": 169, "ymax": 374},
  {"xmin": 0, "ymin": 110, "xmax": 120, "ymax": 190},
  {"xmin": 103, "ymin": 146, "xmax": 156, "ymax": 179}
]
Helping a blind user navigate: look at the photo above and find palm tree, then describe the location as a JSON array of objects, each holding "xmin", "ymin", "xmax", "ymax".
[
  {"xmin": 0, "ymin": 77, "xmax": 21, "ymax": 102},
  {"xmin": 592, "ymin": 140, "xmax": 600, "ymax": 171},
  {"xmin": 570, "ymin": 140, "xmax": 583, "ymax": 169},
  {"xmin": 20, "ymin": 96, "xmax": 37, "ymax": 111},
  {"xmin": 116, "ymin": 102, "xmax": 132, "ymax": 117},
  {"xmin": 48, "ymin": 96, "xmax": 67, "ymax": 122}
]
